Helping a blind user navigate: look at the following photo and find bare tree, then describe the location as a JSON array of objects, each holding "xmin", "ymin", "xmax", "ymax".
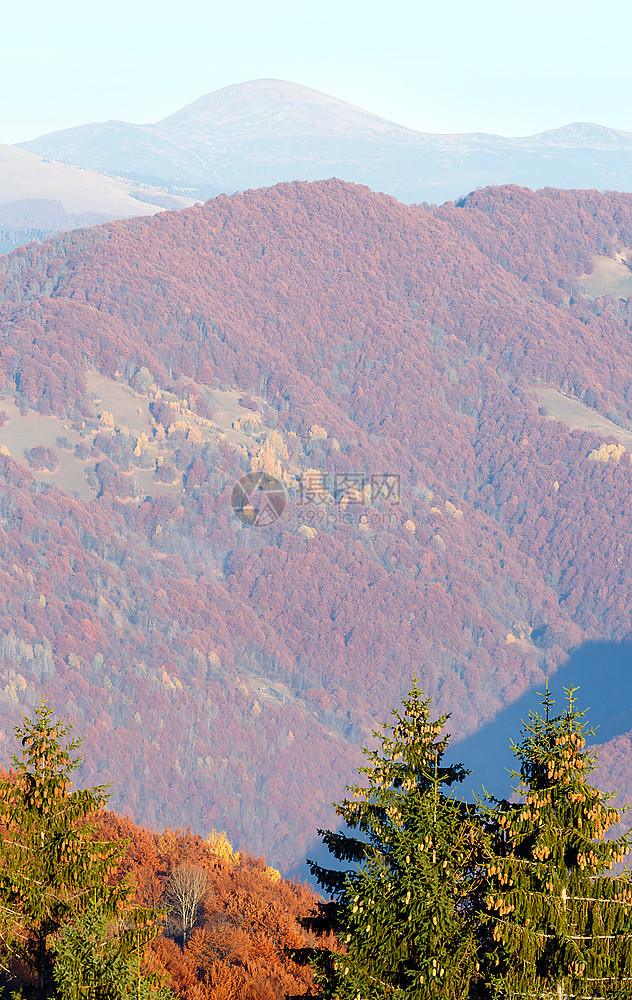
[{"xmin": 163, "ymin": 864, "xmax": 211, "ymax": 944}]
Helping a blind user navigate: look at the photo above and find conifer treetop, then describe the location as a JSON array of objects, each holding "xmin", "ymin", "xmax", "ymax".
[
  {"xmin": 335, "ymin": 678, "xmax": 468, "ymax": 839},
  {"xmin": 1, "ymin": 698, "xmax": 110, "ymax": 830},
  {"xmin": 308, "ymin": 679, "xmax": 479, "ymax": 1000},
  {"xmin": 483, "ymin": 683, "xmax": 632, "ymax": 999}
]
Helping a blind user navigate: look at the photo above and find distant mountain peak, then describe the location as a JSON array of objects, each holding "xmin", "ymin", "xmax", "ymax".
[
  {"xmin": 526, "ymin": 121, "xmax": 632, "ymax": 149},
  {"xmin": 156, "ymin": 78, "xmax": 416, "ymax": 139}
]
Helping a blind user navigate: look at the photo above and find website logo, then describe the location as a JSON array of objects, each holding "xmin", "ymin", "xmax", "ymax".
[{"xmin": 231, "ymin": 472, "xmax": 287, "ymax": 528}]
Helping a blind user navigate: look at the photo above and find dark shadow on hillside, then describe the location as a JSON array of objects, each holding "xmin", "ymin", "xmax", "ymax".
[
  {"xmin": 287, "ymin": 640, "xmax": 632, "ymax": 887},
  {"xmin": 287, "ymin": 824, "xmax": 363, "ymax": 890},
  {"xmin": 447, "ymin": 639, "xmax": 632, "ymax": 802}
]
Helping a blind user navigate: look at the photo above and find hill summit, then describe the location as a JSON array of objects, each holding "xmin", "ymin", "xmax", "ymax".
[{"xmin": 157, "ymin": 78, "xmax": 416, "ymax": 138}]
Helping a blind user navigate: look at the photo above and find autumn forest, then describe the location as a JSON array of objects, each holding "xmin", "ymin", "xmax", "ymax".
[{"xmin": 0, "ymin": 179, "xmax": 632, "ymax": 880}]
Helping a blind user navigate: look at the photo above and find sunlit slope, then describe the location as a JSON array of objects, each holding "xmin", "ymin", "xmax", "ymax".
[{"xmin": 0, "ymin": 143, "xmax": 197, "ymax": 253}]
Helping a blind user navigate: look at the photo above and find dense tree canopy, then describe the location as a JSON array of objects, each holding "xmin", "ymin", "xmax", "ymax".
[
  {"xmin": 2, "ymin": 180, "xmax": 632, "ymax": 865},
  {"xmin": 0, "ymin": 703, "xmax": 320, "ymax": 999}
]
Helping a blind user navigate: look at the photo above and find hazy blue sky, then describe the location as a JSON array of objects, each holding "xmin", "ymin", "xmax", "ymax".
[{"xmin": 3, "ymin": 0, "xmax": 631, "ymax": 144}]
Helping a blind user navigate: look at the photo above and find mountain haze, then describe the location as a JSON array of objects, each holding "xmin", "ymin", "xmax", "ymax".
[{"xmin": 19, "ymin": 79, "xmax": 632, "ymax": 204}]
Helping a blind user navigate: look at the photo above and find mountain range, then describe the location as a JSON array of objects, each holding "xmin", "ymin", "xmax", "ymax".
[
  {"xmin": 13, "ymin": 78, "xmax": 632, "ymax": 210},
  {"xmin": 1, "ymin": 179, "xmax": 632, "ymax": 873}
]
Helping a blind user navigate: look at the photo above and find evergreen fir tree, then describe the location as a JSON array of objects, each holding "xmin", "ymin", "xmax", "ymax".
[
  {"xmin": 307, "ymin": 680, "xmax": 480, "ymax": 1000},
  {"xmin": 50, "ymin": 909, "xmax": 172, "ymax": 1000},
  {"xmin": 481, "ymin": 684, "xmax": 632, "ymax": 999},
  {"xmin": 0, "ymin": 700, "xmax": 166, "ymax": 998}
]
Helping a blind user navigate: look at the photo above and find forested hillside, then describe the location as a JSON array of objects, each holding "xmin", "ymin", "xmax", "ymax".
[{"xmin": 1, "ymin": 180, "xmax": 632, "ymax": 868}]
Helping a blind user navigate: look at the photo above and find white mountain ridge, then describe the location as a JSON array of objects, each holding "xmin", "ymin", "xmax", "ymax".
[{"xmin": 0, "ymin": 143, "xmax": 197, "ymax": 254}]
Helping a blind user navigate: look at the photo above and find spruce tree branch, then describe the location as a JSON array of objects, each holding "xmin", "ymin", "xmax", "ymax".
[{"xmin": 490, "ymin": 912, "xmax": 632, "ymax": 940}]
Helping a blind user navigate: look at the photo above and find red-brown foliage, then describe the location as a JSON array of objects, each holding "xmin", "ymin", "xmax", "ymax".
[
  {"xmin": 95, "ymin": 813, "xmax": 318, "ymax": 1000},
  {"xmin": 1, "ymin": 180, "xmax": 632, "ymax": 867}
]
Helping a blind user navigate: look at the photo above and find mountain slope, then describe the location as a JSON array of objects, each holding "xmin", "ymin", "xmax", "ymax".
[
  {"xmin": 0, "ymin": 143, "xmax": 196, "ymax": 254},
  {"xmin": 1, "ymin": 181, "xmax": 632, "ymax": 869},
  {"xmin": 18, "ymin": 80, "xmax": 632, "ymax": 204}
]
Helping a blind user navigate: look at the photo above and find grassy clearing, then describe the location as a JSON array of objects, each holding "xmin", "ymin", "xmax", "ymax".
[
  {"xmin": 0, "ymin": 372, "xmax": 264, "ymax": 502},
  {"xmin": 578, "ymin": 250, "xmax": 632, "ymax": 299},
  {"xmin": 533, "ymin": 386, "xmax": 632, "ymax": 447}
]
